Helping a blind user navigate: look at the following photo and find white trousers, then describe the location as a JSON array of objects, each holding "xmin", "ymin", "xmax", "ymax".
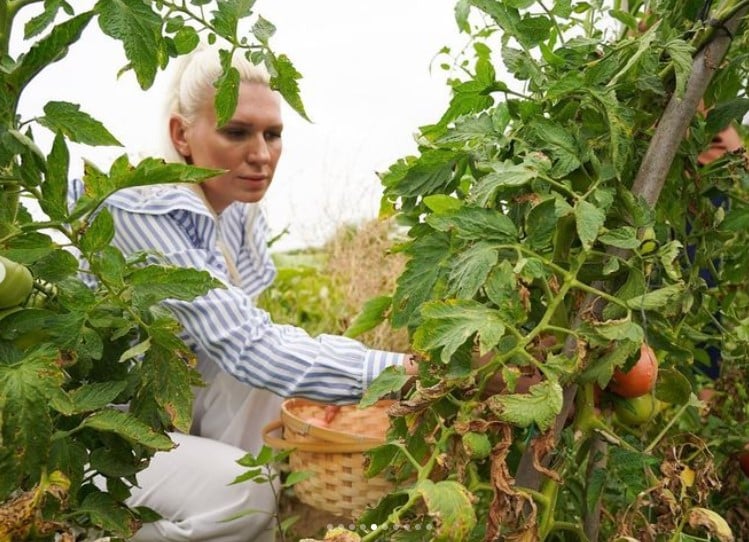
[{"xmin": 128, "ymin": 372, "xmax": 285, "ymax": 541}]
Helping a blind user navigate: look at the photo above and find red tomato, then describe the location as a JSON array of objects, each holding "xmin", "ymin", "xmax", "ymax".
[{"xmin": 610, "ymin": 343, "xmax": 659, "ymax": 398}]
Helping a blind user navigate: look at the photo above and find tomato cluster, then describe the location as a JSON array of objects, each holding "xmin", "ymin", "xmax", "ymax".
[{"xmin": 608, "ymin": 343, "xmax": 659, "ymax": 426}]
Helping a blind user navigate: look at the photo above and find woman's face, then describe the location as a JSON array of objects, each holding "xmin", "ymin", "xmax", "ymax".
[{"xmin": 171, "ymin": 81, "xmax": 283, "ymax": 213}]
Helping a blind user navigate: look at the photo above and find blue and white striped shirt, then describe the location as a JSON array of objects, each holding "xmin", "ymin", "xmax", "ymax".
[{"xmin": 72, "ymin": 181, "xmax": 406, "ymax": 403}]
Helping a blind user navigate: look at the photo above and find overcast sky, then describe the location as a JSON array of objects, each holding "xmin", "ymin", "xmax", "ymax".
[{"xmin": 14, "ymin": 1, "xmax": 466, "ymax": 251}]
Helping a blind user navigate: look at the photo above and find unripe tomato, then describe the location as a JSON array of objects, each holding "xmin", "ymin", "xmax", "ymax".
[
  {"xmin": 614, "ymin": 394, "xmax": 657, "ymax": 426},
  {"xmin": 0, "ymin": 255, "xmax": 33, "ymax": 309},
  {"xmin": 739, "ymin": 450, "xmax": 749, "ymax": 478},
  {"xmin": 462, "ymin": 432, "xmax": 492, "ymax": 460},
  {"xmin": 610, "ymin": 343, "xmax": 658, "ymax": 398}
]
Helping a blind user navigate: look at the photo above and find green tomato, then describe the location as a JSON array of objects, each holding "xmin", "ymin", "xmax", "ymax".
[
  {"xmin": 462, "ymin": 432, "xmax": 492, "ymax": 460},
  {"xmin": 0, "ymin": 255, "xmax": 33, "ymax": 309},
  {"xmin": 614, "ymin": 394, "xmax": 657, "ymax": 426}
]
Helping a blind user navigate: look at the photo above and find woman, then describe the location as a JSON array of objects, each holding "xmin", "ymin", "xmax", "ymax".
[{"xmin": 87, "ymin": 46, "xmax": 416, "ymax": 541}]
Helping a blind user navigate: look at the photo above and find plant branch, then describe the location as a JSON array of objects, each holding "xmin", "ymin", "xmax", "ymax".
[
  {"xmin": 583, "ymin": 435, "xmax": 608, "ymax": 540},
  {"xmin": 631, "ymin": 6, "xmax": 749, "ymax": 206}
]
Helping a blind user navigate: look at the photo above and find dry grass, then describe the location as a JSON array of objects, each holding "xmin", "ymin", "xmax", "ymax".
[{"xmin": 320, "ymin": 217, "xmax": 411, "ymax": 353}]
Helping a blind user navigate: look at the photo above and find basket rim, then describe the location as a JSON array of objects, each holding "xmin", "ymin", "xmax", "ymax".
[{"xmin": 280, "ymin": 397, "xmax": 395, "ymax": 445}]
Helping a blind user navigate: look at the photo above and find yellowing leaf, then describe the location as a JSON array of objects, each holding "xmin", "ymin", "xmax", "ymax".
[
  {"xmin": 687, "ymin": 507, "xmax": 734, "ymax": 542},
  {"xmin": 413, "ymin": 480, "xmax": 477, "ymax": 541},
  {"xmin": 487, "ymin": 380, "xmax": 564, "ymax": 430}
]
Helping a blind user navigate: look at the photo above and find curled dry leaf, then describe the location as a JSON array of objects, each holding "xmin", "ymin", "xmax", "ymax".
[{"xmin": 687, "ymin": 507, "xmax": 734, "ymax": 542}]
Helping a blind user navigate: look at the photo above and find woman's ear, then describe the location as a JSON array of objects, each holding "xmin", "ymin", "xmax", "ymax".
[{"xmin": 169, "ymin": 116, "xmax": 192, "ymax": 161}]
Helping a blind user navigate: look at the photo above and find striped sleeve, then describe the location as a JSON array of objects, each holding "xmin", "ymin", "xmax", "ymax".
[{"xmin": 110, "ymin": 207, "xmax": 406, "ymax": 403}]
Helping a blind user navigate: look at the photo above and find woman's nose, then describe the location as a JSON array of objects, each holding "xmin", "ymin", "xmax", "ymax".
[{"xmin": 245, "ymin": 134, "xmax": 270, "ymax": 163}]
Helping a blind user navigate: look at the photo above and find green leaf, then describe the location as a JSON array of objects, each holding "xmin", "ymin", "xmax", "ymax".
[
  {"xmin": 133, "ymin": 321, "xmax": 198, "ymax": 432},
  {"xmin": 664, "ymin": 38, "xmax": 694, "ymax": 99},
  {"xmin": 592, "ymin": 318, "xmax": 644, "ymax": 343},
  {"xmin": 82, "ymin": 156, "xmax": 221, "ymax": 204},
  {"xmin": 608, "ymin": 9, "xmax": 638, "ymax": 30},
  {"xmin": 90, "ymin": 246, "xmax": 126, "ymax": 288},
  {"xmin": 210, "ymin": 0, "xmax": 254, "ymax": 39},
  {"xmin": 389, "ymin": 149, "xmax": 460, "ymax": 198},
  {"xmin": 252, "ymin": 15, "xmax": 276, "ymax": 44},
  {"xmin": 345, "ymin": 295, "xmax": 392, "ymax": 338},
  {"xmin": 95, "ymin": 0, "xmax": 162, "ymax": 89},
  {"xmin": 80, "ymin": 409, "xmax": 175, "ymax": 450},
  {"xmin": 438, "ymin": 80, "xmax": 495, "ymax": 126},
  {"xmin": 0, "ymin": 350, "xmax": 65, "ymax": 485},
  {"xmin": 24, "ymin": 0, "xmax": 67, "ymax": 39},
  {"xmin": 599, "ymin": 226, "xmax": 639, "ymax": 249},
  {"xmin": 485, "ymin": 261, "xmax": 527, "ymax": 323},
  {"xmin": 118, "ymin": 338, "xmax": 151, "ymax": 363},
  {"xmin": 80, "ymin": 208, "xmax": 115, "ymax": 254},
  {"xmin": 423, "ymin": 194, "xmax": 462, "ymax": 213},
  {"xmin": 266, "ymin": 53, "xmax": 309, "ymax": 121},
  {"xmin": 40, "ymin": 132, "xmax": 70, "ymax": 220},
  {"xmin": 172, "ymin": 26, "xmax": 200, "ymax": 55},
  {"xmin": 705, "ymin": 98, "xmax": 749, "ymax": 133},
  {"xmin": 392, "ymin": 232, "xmax": 450, "ymax": 328},
  {"xmin": 214, "ymin": 65, "xmax": 241, "ymax": 127},
  {"xmin": 413, "ymin": 300, "xmax": 506, "ymax": 363},
  {"xmin": 31, "ymin": 247, "xmax": 79, "ymax": 282},
  {"xmin": 427, "ymin": 207, "xmax": 517, "ymax": 242},
  {"xmin": 455, "ymin": 0, "xmax": 471, "ymax": 32},
  {"xmin": 471, "ymin": 160, "xmax": 538, "ymax": 206},
  {"xmin": 283, "ymin": 470, "xmax": 315, "ymax": 488},
  {"xmin": 659, "ymin": 241, "xmax": 684, "ymax": 281},
  {"xmin": 39, "ymin": 101, "xmax": 121, "ymax": 146},
  {"xmin": 447, "ymin": 242, "xmax": 498, "ymax": 299},
  {"xmin": 129, "ymin": 265, "xmax": 222, "ymax": 309},
  {"xmin": 412, "ymin": 480, "xmax": 477, "ymax": 541},
  {"xmin": 580, "ymin": 342, "xmax": 637, "ymax": 388},
  {"xmin": 526, "ymin": 198, "xmax": 558, "ymax": 250},
  {"xmin": 517, "ymin": 15, "xmax": 553, "ymax": 46},
  {"xmin": 90, "ymin": 445, "xmax": 142, "ymax": 477},
  {"xmin": 69, "ymin": 381, "xmax": 129, "ymax": 413},
  {"xmin": 575, "ymin": 200, "xmax": 605, "ymax": 250},
  {"xmin": 655, "ymin": 368, "xmax": 692, "ymax": 405},
  {"xmin": 12, "ymin": 11, "xmax": 95, "ymax": 90},
  {"xmin": 625, "ymin": 283, "xmax": 683, "ymax": 311},
  {"xmin": 360, "ymin": 365, "xmax": 411, "ymax": 408},
  {"xmin": 487, "ymin": 380, "xmax": 564, "ymax": 430},
  {"xmin": 79, "ymin": 490, "xmax": 139, "ymax": 537}
]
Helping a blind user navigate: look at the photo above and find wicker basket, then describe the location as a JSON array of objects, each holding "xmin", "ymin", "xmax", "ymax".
[{"xmin": 262, "ymin": 398, "xmax": 395, "ymax": 518}]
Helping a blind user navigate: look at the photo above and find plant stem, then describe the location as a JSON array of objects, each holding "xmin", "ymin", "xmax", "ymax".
[
  {"xmin": 644, "ymin": 401, "xmax": 691, "ymax": 453},
  {"xmin": 583, "ymin": 435, "xmax": 607, "ymax": 540}
]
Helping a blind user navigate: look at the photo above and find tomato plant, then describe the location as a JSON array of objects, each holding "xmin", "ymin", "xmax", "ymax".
[
  {"xmin": 341, "ymin": 0, "xmax": 749, "ymax": 540},
  {"xmin": 609, "ymin": 343, "xmax": 659, "ymax": 398},
  {"xmin": 0, "ymin": 2, "xmax": 305, "ymax": 539}
]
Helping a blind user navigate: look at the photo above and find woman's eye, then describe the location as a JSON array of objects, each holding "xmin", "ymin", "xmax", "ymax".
[
  {"xmin": 265, "ymin": 131, "xmax": 282, "ymax": 141},
  {"xmin": 220, "ymin": 128, "xmax": 247, "ymax": 139}
]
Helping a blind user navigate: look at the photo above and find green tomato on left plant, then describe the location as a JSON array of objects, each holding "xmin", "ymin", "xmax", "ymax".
[{"xmin": 0, "ymin": 255, "xmax": 33, "ymax": 309}]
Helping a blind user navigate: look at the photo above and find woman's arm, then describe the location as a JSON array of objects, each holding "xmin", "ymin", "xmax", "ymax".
[{"xmin": 110, "ymin": 206, "xmax": 408, "ymax": 403}]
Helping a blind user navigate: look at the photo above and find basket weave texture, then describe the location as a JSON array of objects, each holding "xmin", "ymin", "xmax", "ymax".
[{"xmin": 263, "ymin": 398, "xmax": 395, "ymax": 518}]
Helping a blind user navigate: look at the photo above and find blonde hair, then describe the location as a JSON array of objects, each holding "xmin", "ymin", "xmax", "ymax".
[{"xmin": 160, "ymin": 46, "xmax": 272, "ymax": 163}]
